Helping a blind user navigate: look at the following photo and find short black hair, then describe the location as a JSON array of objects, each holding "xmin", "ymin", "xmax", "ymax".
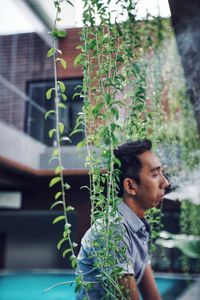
[{"xmin": 113, "ymin": 139, "xmax": 152, "ymax": 197}]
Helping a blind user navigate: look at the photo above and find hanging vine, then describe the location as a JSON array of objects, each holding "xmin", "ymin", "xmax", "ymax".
[
  {"xmin": 74, "ymin": 1, "xmax": 128, "ymax": 297},
  {"xmin": 45, "ymin": 0, "xmax": 91, "ymax": 297},
  {"xmin": 74, "ymin": 0, "xmax": 173, "ymax": 297},
  {"xmin": 45, "ymin": 0, "xmax": 200, "ymax": 297}
]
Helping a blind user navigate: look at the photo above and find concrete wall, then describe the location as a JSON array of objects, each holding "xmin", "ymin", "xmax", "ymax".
[
  {"xmin": 0, "ymin": 210, "xmax": 77, "ymax": 269},
  {"xmin": 0, "ymin": 120, "xmax": 45, "ymax": 169},
  {"xmin": 0, "ymin": 120, "xmax": 87, "ymax": 170}
]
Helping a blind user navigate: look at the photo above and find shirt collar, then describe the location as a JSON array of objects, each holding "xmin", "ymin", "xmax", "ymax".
[{"xmin": 118, "ymin": 201, "xmax": 149, "ymax": 233}]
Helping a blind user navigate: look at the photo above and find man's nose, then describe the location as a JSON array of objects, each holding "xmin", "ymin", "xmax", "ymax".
[{"xmin": 161, "ymin": 174, "xmax": 170, "ymax": 189}]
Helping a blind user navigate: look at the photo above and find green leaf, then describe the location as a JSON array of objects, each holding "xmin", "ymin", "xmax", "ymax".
[
  {"xmin": 62, "ymin": 248, "xmax": 71, "ymax": 258},
  {"xmin": 66, "ymin": 205, "xmax": 75, "ymax": 211},
  {"xmin": 71, "ymin": 258, "xmax": 77, "ymax": 268},
  {"xmin": 74, "ymin": 54, "xmax": 83, "ymax": 66},
  {"xmin": 47, "ymin": 47, "xmax": 56, "ymax": 58},
  {"xmin": 56, "ymin": 30, "xmax": 67, "ymax": 37},
  {"xmin": 59, "ymin": 58, "xmax": 67, "ymax": 69},
  {"xmin": 88, "ymin": 39, "xmax": 96, "ymax": 50},
  {"xmin": 65, "ymin": 222, "xmax": 71, "ymax": 230},
  {"xmin": 52, "ymin": 215, "xmax": 65, "ymax": 224},
  {"xmin": 45, "ymin": 110, "xmax": 55, "ymax": 120},
  {"xmin": 70, "ymin": 254, "xmax": 76, "ymax": 260},
  {"xmin": 55, "ymin": 165, "xmax": 64, "ymax": 174},
  {"xmin": 116, "ymin": 54, "xmax": 124, "ymax": 63},
  {"xmin": 48, "ymin": 156, "xmax": 58, "ymax": 164},
  {"xmin": 75, "ymin": 284, "xmax": 81, "ymax": 293},
  {"xmin": 110, "ymin": 122, "xmax": 117, "ymax": 132},
  {"xmin": 74, "ymin": 85, "xmax": 82, "ymax": 90},
  {"xmin": 76, "ymin": 140, "xmax": 86, "ymax": 150},
  {"xmin": 76, "ymin": 45, "xmax": 83, "ymax": 50},
  {"xmin": 72, "ymin": 92, "xmax": 81, "ymax": 100},
  {"xmin": 46, "ymin": 88, "xmax": 54, "ymax": 99},
  {"xmin": 132, "ymin": 63, "xmax": 140, "ymax": 75},
  {"xmin": 58, "ymin": 103, "xmax": 66, "ymax": 109},
  {"xmin": 49, "ymin": 176, "xmax": 61, "ymax": 187},
  {"xmin": 52, "ymin": 148, "xmax": 59, "ymax": 157},
  {"xmin": 50, "ymin": 201, "xmax": 63, "ymax": 210},
  {"xmin": 58, "ymin": 81, "xmax": 65, "ymax": 93},
  {"xmin": 104, "ymin": 93, "xmax": 111, "ymax": 105},
  {"xmin": 51, "ymin": 30, "xmax": 67, "ymax": 38},
  {"xmin": 57, "ymin": 238, "xmax": 68, "ymax": 250},
  {"xmin": 70, "ymin": 128, "xmax": 84, "ymax": 136},
  {"xmin": 49, "ymin": 128, "xmax": 56, "ymax": 138},
  {"xmin": 72, "ymin": 242, "xmax": 78, "ymax": 248},
  {"xmin": 55, "ymin": 191, "xmax": 62, "ymax": 200},
  {"xmin": 61, "ymin": 94, "xmax": 67, "ymax": 101},
  {"xmin": 65, "ymin": 0, "xmax": 74, "ymax": 7},
  {"xmin": 64, "ymin": 183, "xmax": 71, "ymax": 190},
  {"xmin": 59, "ymin": 122, "xmax": 64, "ymax": 134},
  {"xmin": 92, "ymin": 102, "xmax": 104, "ymax": 115},
  {"xmin": 63, "ymin": 230, "xmax": 68, "ymax": 238},
  {"xmin": 110, "ymin": 107, "xmax": 119, "ymax": 120}
]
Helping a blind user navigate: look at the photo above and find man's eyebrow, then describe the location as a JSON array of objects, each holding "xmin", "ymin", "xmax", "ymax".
[{"xmin": 150, "ymin": 166, "xmax": 162, "ymax": 172}]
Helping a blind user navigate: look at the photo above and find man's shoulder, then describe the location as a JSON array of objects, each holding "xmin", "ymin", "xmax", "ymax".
[{"xmin": 81, "ymin": 213, "xmax": 128, "ymax": 244}]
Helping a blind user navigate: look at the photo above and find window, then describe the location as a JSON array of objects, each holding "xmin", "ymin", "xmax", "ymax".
[{"xmin": 25, "ymin": 78, "xmax": 83, "ymax": 146}]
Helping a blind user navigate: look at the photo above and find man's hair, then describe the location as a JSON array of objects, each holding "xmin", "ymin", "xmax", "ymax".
[{"xmin": 113, "ymin": 139, "xmax": 152, "ymax": 197}]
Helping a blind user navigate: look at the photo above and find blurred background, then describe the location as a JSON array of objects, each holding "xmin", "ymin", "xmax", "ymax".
[
  {"xmin": 0, "ymin": 0, "xmax": 89, "ymax": 270},
  {"xmin": 0, "ymin": 0, "xmax": 199, "ymax": 279}
]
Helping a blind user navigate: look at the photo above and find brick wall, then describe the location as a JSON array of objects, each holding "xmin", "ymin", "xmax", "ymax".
[
  {"xmin": 0, "ymin": 29, "xmax": 82, "ymax": 131},
  {"xmin": 58, "ymin": 27, "xmax": 82, "ymax": 78}
]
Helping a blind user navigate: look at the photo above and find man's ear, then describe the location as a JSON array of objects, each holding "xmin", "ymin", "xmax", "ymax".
[{"xmin": 123, "ymin": 178, "xmax": 137, "ymax": 196}]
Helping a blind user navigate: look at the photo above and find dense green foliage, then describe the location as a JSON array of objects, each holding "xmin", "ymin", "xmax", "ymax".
[{"xmin": 46, "ymin": 0, "xmax": 200, "ymax": 297}]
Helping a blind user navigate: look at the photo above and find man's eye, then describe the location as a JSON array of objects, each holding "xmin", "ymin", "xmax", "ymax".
[{"xmin": 152, "ymin": 172, "xmax": 159, "ymax": 177}]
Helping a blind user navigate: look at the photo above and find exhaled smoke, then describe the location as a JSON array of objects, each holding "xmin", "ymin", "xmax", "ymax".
[{"xmin": 165, "ymin": 165, "xmax": 200, "ymax": 205}]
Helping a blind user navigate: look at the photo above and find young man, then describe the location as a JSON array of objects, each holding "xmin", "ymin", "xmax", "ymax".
[{"xmin": 76, "ymin": 140, "xmax": 169, "ymax": 299}]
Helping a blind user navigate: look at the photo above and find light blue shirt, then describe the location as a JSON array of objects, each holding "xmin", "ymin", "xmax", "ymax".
[{"xmin": 76, "ymin": 202, "xmax": 150, "ymax": 299}]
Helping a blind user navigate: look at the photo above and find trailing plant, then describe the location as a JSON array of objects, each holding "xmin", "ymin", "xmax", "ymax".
[
  {"xmin": 74, "ymin": 0, "xmax": 172, "ymax": 297},
  {"xmin": 143, "ymin": 19, "xmax": 200, "ymax": 272},
  {"xmin": 45, "ymin": 0, "xmax": 90, "ymax": 297},
  {"xmin": 180, "ymin": 200, "xmax": 200, "ymax": 273},
  {"xmin": 46, "ymin": 0, "xmax": 200, "ymax": 297},
  {"xmin": 74, "ymin": 1, "xmax": 127, "ymax": 297},
  {"xmin": 115, "ymin": 6, "xmax": 173, "ymax": 252}
]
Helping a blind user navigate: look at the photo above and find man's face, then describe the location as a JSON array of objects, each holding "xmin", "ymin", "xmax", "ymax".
[{"xmin": 134, "ymin": 150, "xmax": 169, "ymax": 210}]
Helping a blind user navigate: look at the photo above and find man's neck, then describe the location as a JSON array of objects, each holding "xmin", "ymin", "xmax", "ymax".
[{"xmin": 123, "ymin": 197, "xmax": 145, "ymax": 218}]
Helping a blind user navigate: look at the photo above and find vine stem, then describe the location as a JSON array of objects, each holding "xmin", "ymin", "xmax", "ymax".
[
  {"xmin": 51, "ymin": 2, "xmax": 90, "ymax": 299},
  {"xmin": 82, "ymin": 23, "xmax": 97, "ymax": 227},
  {"xmin": 91, "ymin": 4, "xmax": 125, "ymax": 298}
]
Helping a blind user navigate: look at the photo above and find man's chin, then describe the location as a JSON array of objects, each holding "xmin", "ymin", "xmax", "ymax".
[
  {"xmin": 146, "ymin": 197, "xmax": 164, "ymax": 210},
  {"xmin": 156, "ymin": 196, "xmax": 165, "ymax": 207},
  {"xmin": 153, "ymin": 197, "xmax": 163, "ymax": 207}
]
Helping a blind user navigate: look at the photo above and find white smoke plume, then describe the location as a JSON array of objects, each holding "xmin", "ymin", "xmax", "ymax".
[{"xmin": 165, "ymin": 166, "xmax": 200, "ymax": 205}]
